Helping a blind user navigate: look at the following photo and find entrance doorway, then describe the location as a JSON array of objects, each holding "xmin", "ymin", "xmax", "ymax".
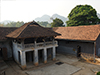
[
  {"xmin": 38, "ymin": 49, "xmax": 43, "ymax": 63},
  {"xmin": 2, "ymin": 47, "xmax": 7, "ymax": 60},
  {"xmin": 26, "ymin": 51, "xmax": 33, "ymax": 62},
  {"xmin": 77, "ymin": 45, "xmax": 81, "ymax": 58},
  {"xmin": 47, "ymin": 48, "xmax": 52, "ymax": 60}
]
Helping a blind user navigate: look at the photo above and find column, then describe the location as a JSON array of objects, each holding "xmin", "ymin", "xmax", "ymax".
[
  {"xmin": 52, "ymin": 46, "xmax": 56, "ymax": 61},
  {"xmin": 34, "ymin": 49, "xmax": 38, "ymax": 66},
  {"xmin": 43, "ymin": 48, "xmax": 47, "ymax": 63},
  {"xmin": 20, "ymin": 51, "xmax": 26, "ymax": 70}
]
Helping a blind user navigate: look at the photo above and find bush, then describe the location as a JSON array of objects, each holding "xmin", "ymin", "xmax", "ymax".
[{"xmin": 97, "ymin": 71, "xmax": 100, "ymax": 75}]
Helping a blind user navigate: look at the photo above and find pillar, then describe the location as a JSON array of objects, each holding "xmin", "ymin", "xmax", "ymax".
[
  {"xmin": 20, "ymin": 51, "xmax": 26, "ymax": 70},
  {"xmin": 34, "ymin": 49, "xmax": 38, "ymax": 66},
  {"xmin": 52, "ymin": 46, "xmax": 56, "ymax": 61},
  {"xmin": 43, "ymin": 48, "xmax": 47, "ymax": 63}
]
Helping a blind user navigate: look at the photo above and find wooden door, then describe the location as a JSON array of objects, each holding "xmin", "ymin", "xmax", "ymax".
[
  {"xmin": 77, "ymin": 46, "xmax": 81, "ymax": 57},
  {"xmin": 2, "ymin": 47, "xmax": 8, "ymax": 60}
]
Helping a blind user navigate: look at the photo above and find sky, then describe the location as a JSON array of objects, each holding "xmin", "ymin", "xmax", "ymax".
[{"xmin": 0, "ymin": 0, "xmax": 100, "ymax": 22}]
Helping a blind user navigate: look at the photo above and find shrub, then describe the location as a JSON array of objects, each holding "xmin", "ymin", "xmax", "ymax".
[{"xmin": 97, "ymin": 71, "xmax": 100, "ymax": 75}]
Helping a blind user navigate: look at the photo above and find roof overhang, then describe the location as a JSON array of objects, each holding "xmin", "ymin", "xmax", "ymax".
[{"xmin": 55, "ymin": 38, "xmax": 95, "ymax": 43}]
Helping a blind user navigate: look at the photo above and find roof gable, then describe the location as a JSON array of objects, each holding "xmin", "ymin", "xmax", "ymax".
[
  {"xmin": 53, "ymin": 25, "xmax": 100, "ymax": 41},
  {"xmin": 6, "ymin": 21, "xmax": 60, "ymax": 38}
]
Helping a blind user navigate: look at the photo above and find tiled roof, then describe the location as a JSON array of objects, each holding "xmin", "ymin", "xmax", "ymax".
[
  {"xmin": 53, "ymin": 25, "xmax": 100, "ymax": 41},
  {"xmin": 0, "ymin": 27, "xmax": 18, "ymax": 41},
  {"xmin": 6, "ymin": 21, "xmax": 60, "ymax": 38}
]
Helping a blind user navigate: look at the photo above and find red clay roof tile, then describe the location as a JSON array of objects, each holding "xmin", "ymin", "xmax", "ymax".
[{"xmin": 53, "ymin": 25, "xmax": 100, "ymax": 41}]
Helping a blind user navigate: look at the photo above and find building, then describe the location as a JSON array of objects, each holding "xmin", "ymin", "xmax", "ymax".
[
  {"xmin": 53, "ymin": 25, "xmax": 100, "ymax": 58},
  {"xmin": 0, "ymin": 21, "xmax": 60, "ymax": 69},
  {"xmin": 0, "ymin": 27, "xmax": 18, "ymax": 60}
]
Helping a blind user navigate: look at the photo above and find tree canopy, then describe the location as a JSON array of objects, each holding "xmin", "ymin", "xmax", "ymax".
[
  {"xmin": 51, "ymin": 18, "xmax": 64, "ymax": 27},
  {"xmin": 0, "ymin": 21, "xmax": 51, "ymax": 27},
  {"xmin": 66, "ymin": 5, "xmax": 100, "ymax": 26},
  {"xmin": 37, "ymin": 21, "xmax": 51, "ymax": 27},
  {"xmin": 0, "ymin": 21, "xmax": 24, "ymax": 27}
]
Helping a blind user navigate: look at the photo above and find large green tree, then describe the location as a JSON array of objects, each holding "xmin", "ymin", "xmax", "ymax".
[
  {"xmin": 66, "ymin": 5, "xmax": 100, "ymax": 26},
  {"xmin": 51, "ymin": 18, "xmax": 64, "ymax": 27}
]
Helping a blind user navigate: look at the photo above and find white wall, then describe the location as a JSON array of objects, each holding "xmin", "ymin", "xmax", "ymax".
[{"xmin": 12, "ymin": 41, "xmax": 21, "ymax": 63}]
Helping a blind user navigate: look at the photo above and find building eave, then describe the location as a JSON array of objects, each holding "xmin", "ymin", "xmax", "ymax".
[{"xmin": 55, "ymin": 38, "xmax": 95, "ymax": 43}]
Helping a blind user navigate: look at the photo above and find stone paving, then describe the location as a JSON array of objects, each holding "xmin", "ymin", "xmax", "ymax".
[
  {"xmin": 26, "ymin": 63, "xmax": 81, "ymax": 75},
  {"xmin": 25, "ymin": 54, "xmax": 81, "ymax": 75},
  {"xmin": 56, "ymin": 54, "xmax": 78, "ymax": 64},
  {"xmin": 4, "ymin": 53, "xmax": 100, "ymax": 75}
]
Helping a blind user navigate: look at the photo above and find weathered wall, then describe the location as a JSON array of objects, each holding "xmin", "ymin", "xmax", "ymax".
[
  {"xmin": 0, "ymin": 42, "xmax": 3, "ymax": 48},
  {"xmin": 0, "ymin": 40, "xmax": 12, "ymax": 58},
  {"xmin": 12, "ymin": 41, "xmax": 20, "ymax": 63},
  {"xmin": 96, "ymin": 34, "xmax": 100, "ymax": 56},
  {"xmin": 57, "ymin": 40, "xmax": 94, "ymax": 55}
]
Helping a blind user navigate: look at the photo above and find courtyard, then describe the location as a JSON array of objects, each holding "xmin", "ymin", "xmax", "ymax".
[{"xmin": 4, "ymin": 53, "xmax": 100, "ymax": 75}]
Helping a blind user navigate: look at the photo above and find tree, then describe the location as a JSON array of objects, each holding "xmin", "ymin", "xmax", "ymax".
[
  {"xmin": 66, "ymin": 5, "xmax": 100, "ymax": 26},
  {"xmin": 37, "ymin": 21, "xmax": 51, "ymax": 27},
  {"xmin": 51, "ymin": 18, "xmax": 64, "ymax": 27},
  {"xmin": 16, "ymin": 21, "xmax": 24, "ymax": 27},
  {"xmin": 2, "ymin": 21, "xmax": 24, "ymax": 27},
  {"xmin": 0, "ymin": 23, "xmax": 4, "ymax": 27}
]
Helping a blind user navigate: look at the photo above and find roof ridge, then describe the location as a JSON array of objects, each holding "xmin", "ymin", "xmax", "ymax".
[
  {"xmin": 6, "ymin": 21, "xmax": 60, "ymax": 38},
  {"xmin": 8, "ymin": 21, "xmax": 45, "ymax": 38},
  {"xmin": 14, "ymin": 22, "xmax": 30, "ymax": 38}
]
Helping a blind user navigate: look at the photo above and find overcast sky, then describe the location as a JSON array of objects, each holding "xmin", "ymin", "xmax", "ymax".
[{"xmin": 0, "ymin": 0, "xmax": 100, "ymax": 22}]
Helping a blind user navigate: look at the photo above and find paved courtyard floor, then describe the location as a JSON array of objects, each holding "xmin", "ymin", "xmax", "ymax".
[
  {"xmin": 26, "ymin": 62, "xmax": 80, "ymax": 75},
  {"xmin": 4, "ymin": 53, "xmax": 100, "ymax": 75}
]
